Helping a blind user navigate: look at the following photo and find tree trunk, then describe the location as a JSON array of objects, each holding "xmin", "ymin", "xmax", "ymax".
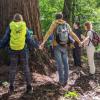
[
  {"xmin": 0, "ymin": 0, "xmax": 55, "ymax": 75},
  {"xmin": 0, "ymin": 0, "xmax": 42, "ymax": 40},
  {"xmin": 63, "ymin": 0, "xmax": 77, "ymax": 64},
  {"xmin": 63, "ymin": 0, "xmax": 76, "ymax": 25}
]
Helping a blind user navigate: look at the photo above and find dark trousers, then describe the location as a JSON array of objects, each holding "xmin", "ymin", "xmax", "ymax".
[
  {"xmin": 73, "ymin": 46, "xmax": 81, "ymax": 66},
  {"xmin": 9, "ymin": 49, "xmax": 31, "ymax": 86},
  {"xmin": 50, "ymin": 46, "xmax": 54, "ymax": 57}
]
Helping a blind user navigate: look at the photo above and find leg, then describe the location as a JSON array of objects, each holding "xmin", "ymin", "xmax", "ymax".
[
  {"xmin": 77, "ymin": 47, "xmax": 81, "ymax": 66},
  {"xmin": 50, "ymin": 46, "xmax": 54, "ymax": 57},
  {"xmin": 20, "ymin": 50, "xmax": 32, "ymax": 86},
  {"xmin": 87, "ymin": 46, "xmax": 95, "ymax": 74},
  {"xmin": 73, "ymin": 48, "xmax": 77, "ymax": 66},
  {"xmin": 20, "ymin": 50, "xmax": 33, "ymax": 93},
  {"xmin": 75, "ymin": 47, "xmax": 81, "ymax": 66},
  {"xmin": 73, "ymin": 47, "xmax": 81, "ymax": 66},
  {"xmin": 54, "ymin": 47, "xmax": 64, "ymax": 84},
  {"xmin": 9, "ymin": 51, "xmax": 18, "ymax": 91},
  {"xmin": 62, "ymin": 51, "xmax": 69, "ymax": 84}
]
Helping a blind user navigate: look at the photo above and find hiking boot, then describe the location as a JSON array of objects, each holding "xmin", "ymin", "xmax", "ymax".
[
  {"xmin": 77, "ymin": 66, "xmax": 82, "ymax": 71},
  {"xmin": 62, "ymin": 82, "xmax": 68, "ymax": 87},
  {"xmin": 89, "ymin": 73, "xmax": 96, "ymax": 80},
  {"xmin": 58, "ymin": 82, "xmax": 67, "ymax": 87},
  {"xmin": 26, "ymin": 85, "xmax": 33, "ymax": 94},
  {"xmin": 8, "ymin": 86, "xmax": 14, "ymax": 95}
]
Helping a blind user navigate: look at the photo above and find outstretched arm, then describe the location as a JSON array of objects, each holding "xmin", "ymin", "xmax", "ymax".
[
  {"xmin": 67, "ymin": 24, "xmax": 81, "ymax": 44},
  {"xmin": 26, "ymin": 30, "xmax": 39, "ymax": 48},
  {"xmin": 81, "ymin": 34, "xmax": 86, "ymax": 40},
  {"xmin": 69, "ymin": 31, "xmax": 81, "ymax": 44},
  {"xmin": 42, "ymin": 21, "xmax": 57, "ymax": 45},
  {"xmin": 0, "ymin": 27, "xmax": 10, "ymax": 48},
  {"xmin": 82, "ymin": 36, "xmax": 89, "ymax": 43},
  {"xmin": 39, "ymin": 21, "xmax": 57, "ymax": 49},
  {"xmin": 82, "ymin": 31, "xmax": 93, "ymax": 44}
]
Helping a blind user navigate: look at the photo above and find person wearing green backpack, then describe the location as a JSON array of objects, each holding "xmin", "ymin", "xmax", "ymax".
[{"xmin": 0, "ymin": 13, "xmax": 39, "ymax": 95}]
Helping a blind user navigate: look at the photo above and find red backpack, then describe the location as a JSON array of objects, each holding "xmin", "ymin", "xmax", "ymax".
[{"xmin": 89, "ymin": 31, "xmax": 100, "ymax": 47}]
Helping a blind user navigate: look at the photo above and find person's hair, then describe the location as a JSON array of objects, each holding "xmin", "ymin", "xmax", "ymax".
[
  {"xmin": 13, "ymin": 13, "xmax": 23, "ymax": 22},
  {"xmin": 56, "ymin": 13, "xmax": 63, "ymax": 19},
  {"xmin": 74, "ymin": 22, "xmax": 80, "ymax": 28},
  {"xmin": 84, "ymin": 22, "xmax": 92, "ymax": 30}
]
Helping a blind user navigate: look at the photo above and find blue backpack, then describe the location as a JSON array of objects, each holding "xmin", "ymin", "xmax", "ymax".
[{"xmin": 56, "ymin": 23, "xmax": 74, "ymax": 46}]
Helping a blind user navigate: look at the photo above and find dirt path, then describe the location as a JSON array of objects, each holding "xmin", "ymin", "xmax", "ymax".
[{"xmin": 0, "ymin": 59, "xmax": 100, "ymax": 100}]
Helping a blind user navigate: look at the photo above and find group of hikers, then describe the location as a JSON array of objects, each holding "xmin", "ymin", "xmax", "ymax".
[{"xmin": 0, "ymin": 13, "xmax": 99, "ymax": 95}]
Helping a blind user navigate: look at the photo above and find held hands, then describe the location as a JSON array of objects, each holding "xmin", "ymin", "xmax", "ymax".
[
  {"xmin": 79, "ymin": 41, "xmax": 84, "ymax": 47},
  {"xmin": 39, "ymin": 43, "xmax": 44, "ymax": 50}
]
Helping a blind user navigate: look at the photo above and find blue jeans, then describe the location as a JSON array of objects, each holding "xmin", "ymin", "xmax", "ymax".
[{"xmin": 54, "ymin": 45, "xmax": 69, "ymax": 84}]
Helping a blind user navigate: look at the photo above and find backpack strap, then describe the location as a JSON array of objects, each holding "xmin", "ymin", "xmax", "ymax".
[
  {"xmin": 87, "ymin": 30, "xmax": 93, "ymax": 46},
  {"xmin": 88, "ymin": 38, "xmax": 91, "ymax": 46},
  {"xmin": 55, "ymin": 22, "xmax": 67, "ymax": 36}
]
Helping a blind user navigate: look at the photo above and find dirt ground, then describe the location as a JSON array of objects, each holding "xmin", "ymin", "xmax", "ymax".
[{"xmin": 0, "ymin": 52, "xmax": 100, "ymax": 100}]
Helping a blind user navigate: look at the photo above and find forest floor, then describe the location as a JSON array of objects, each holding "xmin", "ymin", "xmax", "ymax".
[{"xmin": 0, "ymin": 56, "xmax": 100, "ymax": 100}]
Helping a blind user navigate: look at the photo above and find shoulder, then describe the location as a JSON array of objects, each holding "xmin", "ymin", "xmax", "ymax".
[
  {"xmin": 22, "ymin": 21, "xmax": 26, "ymax": 25},
  {"xmin": 6, "ymin": 26, "xmax": 11, "ymax": 33},
  {"xmin": 9, "ymin": 21, "xmax": 14, "ymax": 27},
  {"xmin": 51, "ymin": 20, "xmax": 56, "ymax": 24},
  {"xmin": 87, "ymin": 30, "xmax": 93, "ymax": 38},
  {"xmin": 65, "ymin": 23, "xmax": 70, "ymax": 27},
  {"xmin": 87, "ymin": 30, "xmax": 93, "ymax": 34},
  {"xmin": 65, "ymin": 23, "xmax": 72, "ymax": 31},
  {"xmin": 50, "ymin": 20, "xmax": 58, "ymax": 29},
  {"xmin": 78, "ymin": 29, "xmax": 82, "ymax": 33}
]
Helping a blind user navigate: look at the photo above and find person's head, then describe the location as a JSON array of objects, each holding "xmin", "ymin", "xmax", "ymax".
[
  {"xmin": 13, "ymin": 13, "xmax": 23, "ymax": 22},
  {"xmin": 73, "ymin": 22, "xmax": 80, "ymax": 29},
  {"xmin": 55, "ymin": 13, "xmax": 63, "ymax": 20},
  {"xmin": 84, "ymin": 21, "xmax": 93, "ymax": 31}
]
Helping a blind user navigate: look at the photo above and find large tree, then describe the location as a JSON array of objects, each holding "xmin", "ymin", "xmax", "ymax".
[
  {"xmin": 0, "ymin": 0, "xmax": 41, "ymax": 40},
  {"xmin": 63, "ymin": 0, "xmax": 76, "ymax": 25},
  {"xmin": 0, "ymin": 0, "xmax": 54, "ymax": 75}
]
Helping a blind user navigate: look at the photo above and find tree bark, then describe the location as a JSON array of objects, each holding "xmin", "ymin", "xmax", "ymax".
[
  {"xmin": 63, "ymin": 0, "xmax": 76, "ymax": 25},
  {"xmin": 0, "ymin": 0, "xmax": 42, "ymax": 40}
]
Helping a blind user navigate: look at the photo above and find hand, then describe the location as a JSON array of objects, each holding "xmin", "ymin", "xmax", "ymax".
[
  {"xmin": 39, "ymin": 43, "xmax": 44, "ymax": 50},
  {"xmin": 79, "ymin": 42, "xmax": 83, "ymax": 47}
]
